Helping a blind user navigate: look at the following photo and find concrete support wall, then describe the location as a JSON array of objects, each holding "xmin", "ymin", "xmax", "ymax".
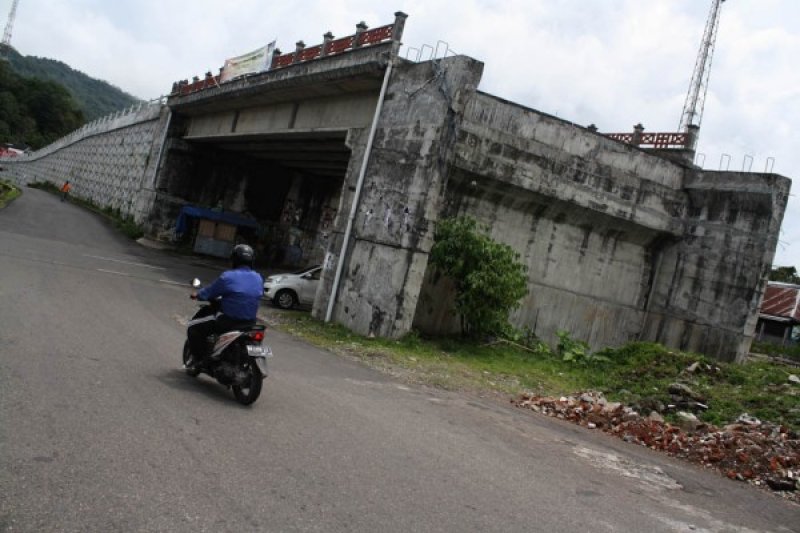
[
  {"xmin": 642, "ymin": 171, "xmax": 790, "ymax": 361},
  {"xmin": 414, "ymin": 173, "xmax": 656, "ymax": 348},
  {"xmin": 413, "ymin": 91, "xmax": 790, "ymax": 360},
  {"xmin": 1, "ymin": 104, "xmax": 168, "ymax": 223},
  {"xmin": 312, "ymin": 56, "xmax": 484, "ymax": 337}
]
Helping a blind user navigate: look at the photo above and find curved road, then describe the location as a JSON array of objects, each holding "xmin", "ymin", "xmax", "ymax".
[{"xmin": 0, "ymin": 188, "xmax": 797, "ymax": 532}]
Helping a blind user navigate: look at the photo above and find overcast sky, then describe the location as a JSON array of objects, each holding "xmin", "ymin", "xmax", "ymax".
[{"xmin": 4, "ymin": 0, "xmax": 799, "ymax": 266}]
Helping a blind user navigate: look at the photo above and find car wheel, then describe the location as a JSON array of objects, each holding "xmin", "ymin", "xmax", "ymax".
[{"xmin": 274, "ymin": 289, "xmax": 297, "ymax": 310}]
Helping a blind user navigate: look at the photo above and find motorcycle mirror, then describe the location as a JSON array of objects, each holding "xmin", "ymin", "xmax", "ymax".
[{"xmin": 191, "ymin": 278, "xmax": 202, "ymax": 288}]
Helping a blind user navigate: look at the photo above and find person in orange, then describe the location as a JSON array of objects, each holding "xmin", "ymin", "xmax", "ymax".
[{"xmin": 60, "ymin": 180, "xmax": 71, "ymax": 202}]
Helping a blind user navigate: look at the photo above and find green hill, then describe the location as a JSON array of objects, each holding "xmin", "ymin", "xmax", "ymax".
[
  {"xmin": 1, "ymin": 44, "xmax": 140, "ymax": 122},
  {"xmin": 0, "ymin": 56, "xmax": 84, "ymax": 149}
]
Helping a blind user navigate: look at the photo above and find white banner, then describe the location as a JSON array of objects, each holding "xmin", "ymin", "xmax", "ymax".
[{"xmin": 220, "ymin": 41, "xmax": 276, "ymax": 83}]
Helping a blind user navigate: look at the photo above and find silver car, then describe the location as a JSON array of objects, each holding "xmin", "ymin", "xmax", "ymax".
[{"xmin": 263, "ymin": 265, "xmax": 321, "ymax": 309}]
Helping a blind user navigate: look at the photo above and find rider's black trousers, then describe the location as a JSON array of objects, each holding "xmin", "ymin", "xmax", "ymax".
[{"xmin": 187, "ymin": 306, "xmax": 255, "ymax": 359}]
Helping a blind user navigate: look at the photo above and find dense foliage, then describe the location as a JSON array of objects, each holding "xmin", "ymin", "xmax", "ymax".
[
  {"xmin": 2, "ymin": 44, "xmax": 139, "ymax": 123},
  {"xmin": 769, "ymin": 265, "xmax": 800, "ymax": 284},
  {"xmin": 429, "ymin": 216, "xmax": 529, "ymax": 338},
  {"xmin": 0, "ymin": 59, "xmax": 85, "ymax": 149}
]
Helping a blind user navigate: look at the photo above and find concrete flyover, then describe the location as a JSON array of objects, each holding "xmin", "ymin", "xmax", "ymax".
[{"xmin": 0, "ymin": 12, "xmax": 790, "ymax": 361}]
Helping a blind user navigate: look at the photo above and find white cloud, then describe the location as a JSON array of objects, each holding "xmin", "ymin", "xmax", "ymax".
[{"xmin": 3, "ymin": 0, "xmax": 799, "ymax": 264}]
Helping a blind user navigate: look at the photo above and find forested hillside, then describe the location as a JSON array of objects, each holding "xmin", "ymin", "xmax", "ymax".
[
  {"xmin": 1, "ymin": 44, "xmax": 140, "ymax": 122},
  {"xmin": 0, "ymin": 58, "xmax": 84, "ymax": 149}
]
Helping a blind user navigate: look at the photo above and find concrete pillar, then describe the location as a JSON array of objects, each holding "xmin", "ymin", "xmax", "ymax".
[
  {"xmin": 353, "ymin": 21, "xmax": 368, "ymax": 48},
  {"xmin": 392, "ymin": 12, "xmax": 408, "ymax": 42},
  {"xmin": 321, "ymin": 32, "xmax": 334, "ymax": 57},
  {"xmin": 313, "ymin": 56, "xmax": 485, "ymax": 338},
  {"xmin": 686, "ymin": 124, "xmax": 699, "ymax": 151},
  {"xmin": 632, "ymin": 123, "xmax": 644, "ymax": 146},
  {"xmin": 293, "ymin": 41, "xmax": 305, "ymax": 63},
  {"xmin": 271, "ymin": 48, "xmax": 282, "ymax": 69},
  {"xmin": 587, "ymin": 124, "xmax": 598, "ymax": 133}
]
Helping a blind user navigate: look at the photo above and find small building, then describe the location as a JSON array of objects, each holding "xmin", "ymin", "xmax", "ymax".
[
  {"xmin": 174, "ymin": 205, "xmax": 259, "ymax": 258},
  {"xmin": 756, "ymin": 282, "xmax": 800, "ymax": 345}
]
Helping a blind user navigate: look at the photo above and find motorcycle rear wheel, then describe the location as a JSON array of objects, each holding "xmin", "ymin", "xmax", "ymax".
[
  {"xmin": 232, "ymin": 359, "xmax": 263, "ymax": 405},
  {"xmin": 182, "ymin": 340, "xmax": 201, "ymax": 377}
]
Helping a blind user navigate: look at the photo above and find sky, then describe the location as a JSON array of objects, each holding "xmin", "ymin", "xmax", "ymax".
[{"xmin": 3, "ymin": 0, "xmax": 799, "ymax": 266}]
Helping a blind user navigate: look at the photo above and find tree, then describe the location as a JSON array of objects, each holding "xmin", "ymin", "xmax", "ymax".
[
  {"xmin": 769, "ymin": 266, "xmax": 800, "ymax": 284},
  {"xmin": 429, "ymin": 216, "xmax": 529, "ymax": 338},
  {"xmin": 0, "ymin": 60, "xmax": 84, "ymax": 149}
]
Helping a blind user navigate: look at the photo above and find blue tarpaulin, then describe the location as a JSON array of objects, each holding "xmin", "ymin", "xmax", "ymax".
[{"xmin": 175, "ymin": 206, "xmax": 258, "ymax": 235}]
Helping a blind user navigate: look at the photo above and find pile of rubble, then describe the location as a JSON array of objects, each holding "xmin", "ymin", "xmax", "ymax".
[{"xmin": 513, "ymin": 390, "xmax": 800, "ymax": 501}]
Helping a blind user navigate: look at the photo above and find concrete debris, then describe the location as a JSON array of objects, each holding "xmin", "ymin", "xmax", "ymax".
[
  {"xmin": 676, "ymin": 412, "xmax": 704, "ymax": 432},
  {"xmin": 789, "ymin": 374, "xmax": 800, "ymax": 385},
  {"xmin": 669, "ymin": 383, "xmax": 705, "ymax": 402},
  {"xmin": 513, "ymin": 391, "xmax": 800, "ymax": 500},
  {"xmin": 737, "ymin": 413, "xmax": 762, "ymax": 426}
]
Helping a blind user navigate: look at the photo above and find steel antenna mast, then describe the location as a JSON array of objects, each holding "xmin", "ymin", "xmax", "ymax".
[
  {"xmin": 678, "ymin": 0, "xmax": 726, "ymax": 135},
  {"xmin": 2, "ymin": 0, "xmax": 20, "ymax": 47}
]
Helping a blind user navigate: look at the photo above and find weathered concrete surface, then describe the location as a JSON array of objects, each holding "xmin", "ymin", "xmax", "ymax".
[
  {"xmin": 641, "ymin": 171, "xmax": 789, "ymax": 361},
  {"xmin": 312, "ymin": 56, "xmax": 484, "ymax": 338},
  {"xmin": 412, "ymin": 91, "xmax": 790, "ymax": 361},
  {"xmin": 0, "ymin": 37, "xmax": 790, "ymax": 361}
]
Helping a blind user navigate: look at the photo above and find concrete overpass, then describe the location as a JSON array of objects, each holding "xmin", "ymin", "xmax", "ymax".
[{"xmin": 1, "ymin": 12, "xmax": 790, "ymax": 361}]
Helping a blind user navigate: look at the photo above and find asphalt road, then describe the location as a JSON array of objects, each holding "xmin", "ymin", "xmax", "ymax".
[{"xmin": 0, "ymin": 188, "xmax": 797, "ymax": 532}]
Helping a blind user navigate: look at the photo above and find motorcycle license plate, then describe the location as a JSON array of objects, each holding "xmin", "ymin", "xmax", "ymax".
[{"xmin": 247, "ymin": 345, "xmax": 272, "ymax": 357}]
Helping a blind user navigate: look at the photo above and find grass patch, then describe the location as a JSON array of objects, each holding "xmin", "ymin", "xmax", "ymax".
[
  {"xmin": 0, "ymin": 180, "xmax": 21, "ymax": 208},
  {"xmin": 28, "ymin": 181, "xmax": 144, "ymax": 239},
  {"xmin": 751, "ymin": 340, "xmax": 800, "ymax": 362},
  {"xmin": 267, "ymin": 312, "xmax": 800, "ymax": 430}
]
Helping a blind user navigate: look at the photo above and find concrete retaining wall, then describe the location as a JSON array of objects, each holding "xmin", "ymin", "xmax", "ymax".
[{"xmin": 0, "ymin": 103, "xmax": 169, "ymax": 223}]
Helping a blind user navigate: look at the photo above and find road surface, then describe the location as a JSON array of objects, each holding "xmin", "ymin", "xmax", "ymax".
[{"xmin": 1, "ymin": 188, "xmax": 797, "ymax": 532}]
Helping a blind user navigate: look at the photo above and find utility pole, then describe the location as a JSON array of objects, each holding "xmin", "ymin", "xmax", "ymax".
[
  {"xmin": 2, "ymin": 0, "xmax": 20, "ymax": 47},
  {"xmin": 678, "ymin": 0, "xmax": 726, "ymax": 135}
]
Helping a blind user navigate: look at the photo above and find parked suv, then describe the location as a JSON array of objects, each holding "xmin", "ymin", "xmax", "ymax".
[{"xmin": 263, "ymin": 265, "xmax": 322, "ymax": 309}]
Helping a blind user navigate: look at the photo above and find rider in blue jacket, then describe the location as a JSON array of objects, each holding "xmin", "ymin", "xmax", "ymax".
[{"xmin": 188, "ymin": 244, "xmax": 263, "ymax": 361}]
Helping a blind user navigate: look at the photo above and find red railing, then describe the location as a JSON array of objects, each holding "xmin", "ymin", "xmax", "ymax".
[
  {"xmin": 175, "ymin": 75, "xmax": 221, "ymax": 96},
  {"xmin": 325, "ymin": 36, "xmax": 354, "ymax": 56},
  {"xmin": 357, "ymin": 24, "xmax": 393, "ymax": 46},
  {"xmin": 605, "ymin": 132, "xmax": 688, "ymax": 149},
  {"xmin": 172, "ymin": 17, "xmax": 402, "ymax": 97}
]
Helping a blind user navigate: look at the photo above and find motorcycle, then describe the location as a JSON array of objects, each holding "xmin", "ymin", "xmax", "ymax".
[{"xmin": 182, "ymin": 278, "xmax": 272, "ymax": 405}]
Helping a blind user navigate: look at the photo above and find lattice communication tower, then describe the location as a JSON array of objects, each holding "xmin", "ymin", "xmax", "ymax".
[
  {"xmin": 678, "ymin": 0, "xmax": 726, "ymax": 133},
  {"xmin": 2, "ymin": 0, "xmax": 20, "ymax": 47}
]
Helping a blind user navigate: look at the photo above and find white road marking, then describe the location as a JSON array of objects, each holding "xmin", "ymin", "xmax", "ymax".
[
  {"xmin": 96, "ymin": 268, "xmax": 133, "ymax": 277},
  {"xmin": 158, "ymin": 279, "xmax": 188, "ymax": 286},
  {"xmin": 84, "ymin": 254, "xmax": 165, "ymax": 270}
]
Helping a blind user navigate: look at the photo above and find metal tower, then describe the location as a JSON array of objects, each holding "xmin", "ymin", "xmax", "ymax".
[
  {"xmin": 678, "ymin": 0, "xmax": 726, "ymax": 133},
  {"xmin": 2, "ymin": 0, "xmax": 20, "ymax": 47}
]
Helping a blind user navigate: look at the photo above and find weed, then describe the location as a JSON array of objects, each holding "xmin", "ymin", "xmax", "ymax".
[{"xmin": 0, "ymin": 180, "xmax": 21, "ymax": 208}]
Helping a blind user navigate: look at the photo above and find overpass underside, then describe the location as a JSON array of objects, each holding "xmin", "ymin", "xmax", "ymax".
[
  {"xmin": 149, "ymin": 44, "xmax": 789, "ymax": 362},
  {"xmin": 152, "ymin": 46, "xmax": 388, "ymax": 267}
]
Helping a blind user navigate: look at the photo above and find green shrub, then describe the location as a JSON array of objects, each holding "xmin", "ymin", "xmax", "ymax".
[{"xmin": 429, "ymin": 216, "xmax": 529, "ymax": 338}]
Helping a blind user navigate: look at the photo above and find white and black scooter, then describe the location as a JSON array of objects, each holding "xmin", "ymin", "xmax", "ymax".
[{"xmin": 182, "ymin": 278, "xmax": 272, "ymax": 405}]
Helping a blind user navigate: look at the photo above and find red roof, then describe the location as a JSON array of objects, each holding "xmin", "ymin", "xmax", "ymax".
[{"xmin": 760, "ymin": 283, "xmax": 800, "ymax": 320}]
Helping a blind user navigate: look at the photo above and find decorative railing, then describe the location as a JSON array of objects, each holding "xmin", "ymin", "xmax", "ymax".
[
  {"xmin": 171, "ymin": 12, "xmax": 407, "ymax": 98},
  {"xmin": 605, "ymin": 132, "xmax": 688, "ymax": 149},
  {"xmin": 599, "ymin": 123, "xmax": 692, "ymax": 150}
]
